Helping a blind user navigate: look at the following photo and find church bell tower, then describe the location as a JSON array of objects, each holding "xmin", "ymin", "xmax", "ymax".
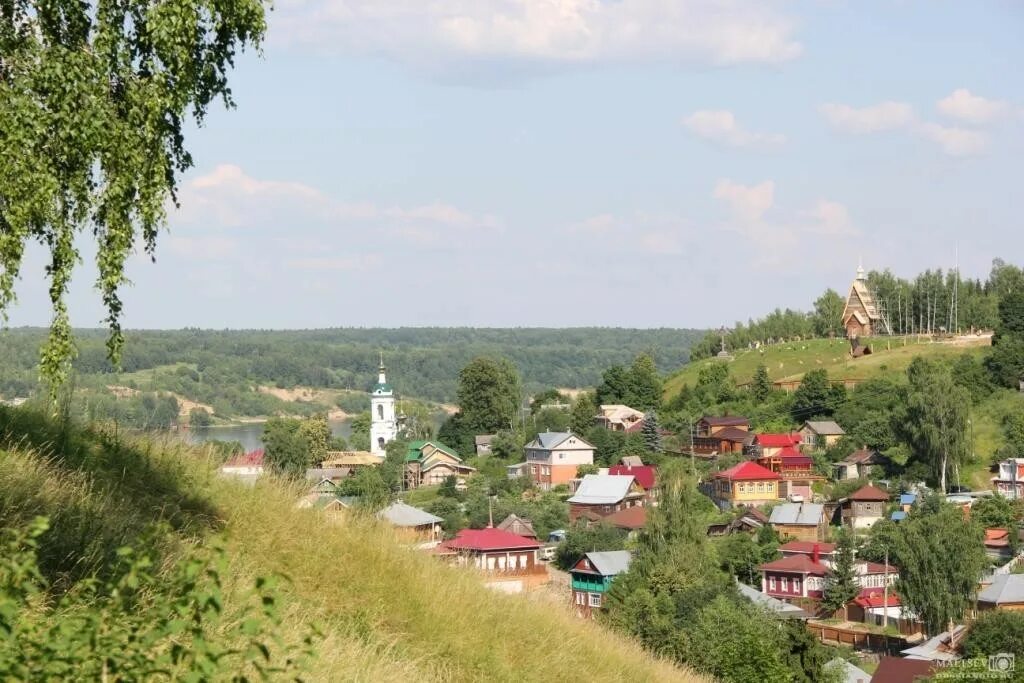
[{"xmin": 369, "ymin": 353, "xmax": 398, "ymax": 457}]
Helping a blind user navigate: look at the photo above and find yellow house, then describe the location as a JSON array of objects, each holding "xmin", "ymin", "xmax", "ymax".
[{"xmin": 710, "ymin": 461, "xmax": 780, "ymax": 508}]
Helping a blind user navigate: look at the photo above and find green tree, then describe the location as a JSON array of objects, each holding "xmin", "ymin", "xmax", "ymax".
[
  {"xmin": 894, "ymin": 501, "xmax": 987, "ymax": 636},
  {"xmin": 998, "ymin": 290, "xmax": 1024, "ymax": 337},
  {"xmin": 821, "ymin": 529, "xmax": 860, "ymax": 619},
  {"xmin": 262, "ymin": 417, "xmax": 309, "ymax": 478},
  {"xmin": 188, "ymin": 407, "xmax": 212, "ymax": 428},
  {"xmin": 570, "ymin": 392, "xmax": 598, "ymax": 435},
  {"xmin": 626, "ymin": 353, "xmax": 662, "ymax": 411},
  {"xmin": 972, "ymin": 495, "xmax": 1015, "ymax": 530},
  {"xmin": 987, "ymin": 337, "xmax": 1024, "ymax": 389},
  {"xmin": 0, "ymin": 0, "xmax": 266, "ymax": 392},
  {"xmin": 898, "ymin": 358, "xmax": 970, "ymax": 492},
  {"xmin": 349, "ymin": 411, "xmax": 371, "ymax": 452},
  {"xmin": 297, "ymin": 413, "xmax": 330, "ymax": 466},
  {"xmin": 530, "ymin": 388, "xmax": 564, "ymax": 413},
  {"xmin": 641, "ymin": 411, "xmax": 662, "ymax": 453},
  {"xmin": 791, "ymin": 369, "xmax": 844, "ymax": 422},
  {"xmin": 813, "ymin": 289, "xmax": 846, "ymax": 338},
  {"xmin": 752, "ymin": 364, "xmax": 772, "ymax": 402},
  {"xmin": 489, "ymin": 430, "xmax": 521, "ymax": 460},
  {"xmin": 436, "ymin": 411, "xmax": 474, "ymax": 457},
  {"xmin": 456, "ymin": 357, "xmax": 521, "ymax": 434},
  {"xmin": 596, "ymin": 365, "xmax": 630, "ymax": 406},
  {"xmin": 682, "ymin": 595, "xmax": 795, "ymax": 683},
  {"xmin": 961, "ymin": 611, "xmax": 1024, "ymax": 659},
  {"xmin": 951, "ymin": 353, "xmax": 994, "ymax": 404}
]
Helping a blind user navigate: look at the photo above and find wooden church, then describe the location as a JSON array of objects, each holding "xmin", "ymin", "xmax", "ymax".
[{"xmin": 841, "ymin": 265, "xmax": 883, "ymax": 338}]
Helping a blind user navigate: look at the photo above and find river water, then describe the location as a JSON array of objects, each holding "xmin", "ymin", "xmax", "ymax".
[{"xmin": 183, "ymin": 418, "xmax": 354, "ymax": 453}]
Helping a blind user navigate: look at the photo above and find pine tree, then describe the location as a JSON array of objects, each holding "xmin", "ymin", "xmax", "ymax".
[
  {"xmin": 822, "ymin": 529, "xmax": 860, "ymax": 619},
  {"xmin": 752, "ymin": 364, "xmax": 771, "ymax": 402},
  {"xmin": 641, "ymin": 411, "xmax": 661, "ymax": 453}
]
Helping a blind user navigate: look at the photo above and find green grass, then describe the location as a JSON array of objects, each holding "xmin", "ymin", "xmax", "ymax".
[
  {"xmin": 663, "ymin": 336, "xmax": 990, "ymax": 398},
  {"xmin": 401, "ymin": 485, "xmax": 442, "ymax": 508},
  {"xmin": 0, "ymin": 407, "xmax": 697, "ymax": 682}
]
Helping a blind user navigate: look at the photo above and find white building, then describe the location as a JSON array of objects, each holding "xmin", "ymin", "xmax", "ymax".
[{"xmin": 370, "ymin": 356, "xmax": 398, "ymax": 457}]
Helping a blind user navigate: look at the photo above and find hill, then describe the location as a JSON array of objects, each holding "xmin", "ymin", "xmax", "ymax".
[
  {"xmin": 664, "ymin": 335, "xmax": 992, "ymax": 398},
  {"xmin": 0, "ymin": 407, "xmax": 698, "ymax": 682},
  {"xmin": 0, "ymin": 327, "xmax": 705, "ymax": 420}
]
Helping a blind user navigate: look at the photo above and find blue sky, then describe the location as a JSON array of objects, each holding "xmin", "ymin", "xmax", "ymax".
[{"xmin": 7, "ymin": 1, "xmax": 1023, "ymax": 329}]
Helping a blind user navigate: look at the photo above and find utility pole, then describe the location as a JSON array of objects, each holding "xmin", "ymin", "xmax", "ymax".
[{"xmin": 883, "ymin": 547, "xmax": 889, "ymax": 630}]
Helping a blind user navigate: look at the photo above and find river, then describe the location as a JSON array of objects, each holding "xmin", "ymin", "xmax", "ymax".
[{"xmin": 183, "ymin": 418, "xmax": 354, "ymax": 453}]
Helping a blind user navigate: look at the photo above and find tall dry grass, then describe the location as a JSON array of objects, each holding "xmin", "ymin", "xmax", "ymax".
[{"xmin": 0, "ymin": 407, "xmax": 701, "ymax": 682}]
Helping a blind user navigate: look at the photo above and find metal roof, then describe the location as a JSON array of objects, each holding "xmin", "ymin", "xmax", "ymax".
[
  {"xmin": 736, "ymin": 582, "xmax": 810, "ymax": 619},
  {"xmin": 824, "ymin": 658, "xmax": 871, "ymax": 683},
  {"xmin": 525, "ymin": 431, "xmax": 594, "ymax": 450},
  {"xmin": 769, "ymin": 502, "xmax": 824, "ymax": 526},
  {"xmin": 977, "ymin": 574, "xmax": 1024, "ymax": 605},
  {"xmin": 802, "ymin": 420, "xmax": 845, "ymax": 435},
  {"xmin": 583, "ymin": 550, "xmax": 632, "ymax": 577},
  {"xmin": 377, "ymin": 501, "xmax": 444, "ymax": 528},
  {"xmin": 567, "ymin": 474, "xmax": 636, "ymax": 504}
]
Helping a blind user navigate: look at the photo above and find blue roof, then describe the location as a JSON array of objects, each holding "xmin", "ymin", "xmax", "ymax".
[
  {"xmin": 891, "ymin": 511, "xmax": 907, "ymax": 521},
  {"xmin": 899, "ymin": 493, "xmax": 917, "ymax": 505}
]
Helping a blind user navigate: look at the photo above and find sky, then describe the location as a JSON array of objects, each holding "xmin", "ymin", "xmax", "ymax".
[{"xmin": 6, "ymin": 1, "xmax": 1024, "ymax": 330}]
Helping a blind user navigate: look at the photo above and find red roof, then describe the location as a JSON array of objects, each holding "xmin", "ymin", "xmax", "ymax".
[
  {"xmin": 870, "ymin": 656, "xmax": 935, "ymax": 683},
  {"xmin": 780, "ymin": 540, "xmax": 836, "ymax": 555},
  {"xmin": 609, "ymin": 464, "xmax": 657, "ymax": 490},
  {"xmin": 854, "ymin": 588, "xmax": 901, "ymax": 608},
  {"xmin": 756, "ymin": 433, "xmax": 801, "ymax": 448},
  {"xmin": 759, "ymin": 555, "xmax": 829, "ymax": 576},
  {"xmin": 713, "ymin": 460, "xmax": 780, "ymax": 481},
  {"xmin": 443, "ymin": 527, "xmax": 541, "ymax": 552},
  {"xmin": 601, "ymin": 505, "xmax": 648, "ymax": 530},
  {"xmin": 776, "ymin": 446, "xmax": 803, "ymax": 458},
  {"xmin": 985, "ymin": 528, "xmax": 1010, "ymax": 547},
  {"xmin": 861, "ymin": 561, "xmax": 897, "ymax": 575},
  {"xmin": 847, "ymin": 484, "xmax": 890, "ymax": 501},
  {"xmin": 223, "ymin": 449, "xmax": 265, "ymax": 467}
]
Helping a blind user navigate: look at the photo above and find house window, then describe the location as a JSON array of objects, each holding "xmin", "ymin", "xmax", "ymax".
[
  {"xmin": 377, "ymin": 404, "xmax": 384, "ymax": 420},
  {"xmin": 769, "ymin": 577, "xmax": 776, "ymax": 591},
  {"xmin": 589, "ymin": 593, "xmax": 602, "ymax": 608},
  {"xmin": 794, "ymin": 578, "xmax": 801, "ymax": 594},
  {"xmin": 756, "ymin": 482, "xmax": 764, "ymax": 493},
  {"xmin": 531, "ymin": 466, "xmax": 538, "ymax": 475},
  {"xmin": 781, "ymin": 577, "xmax": 788, "ymax": 592},
  {"xmin": 377, "ymin": 437, "xmax": 385, "ymax": 450},
  {"xmin": 542, "ymin": 466, "xmax": 550, "ymax": 476},
  {"xmin": 575, "ymin": 592, "xmax": 585, "ymax": 606}
]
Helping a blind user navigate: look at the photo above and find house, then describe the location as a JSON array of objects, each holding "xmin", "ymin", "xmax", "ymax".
[
  {"xmin": 840, "ymin": 484, "xmax": 890, "ymax": 529},
  {"xmin": 983, "ymin": 528, "xmax": 1018, "ymax": 562},
  {"xmin": 709, "ymin": 461, "xmax": 780, "ymax": 508},
  {"xmin": 842, "ymin": 265, "xmax": 885, "ymax": 339},
  {"xmin": 595, "ymin": 404, "xmax": 645, "ymax": 431},
  {"xmin": 567, "ymin": 474, "xmax": 646, "ymax": 523},
  {"xmin": 608, "ymin": 464, "xmax": 658, "ymax": 501},
  {"xmin": 868, "ymin": 657, "xmax": 936, "ymax": 683},
  {"xmin": 620, "ymin": 455, "xmax": 645, "ymax": 467},
  {"xmin": 404, "ymin": 441, "xmax": 476, "ymax": 489},
  {"xmin": 753, "ymin": 432, "xmax": 802, "ymax": 459},
  {"xmin": 599, "ymin": 505, "xmax": 647, "ymax": 537},
  {"xmin": 847, "ymin": 588, "xmax": 918, "ymax": 635},
  {"xmin": 757, "ymin": 445, "xmax": 825, "ymax": 500},
  {"xmin": 524, "ymin": 432, "xmax": 595, "ymax": 491},
  {"xmin": 316, "ymin": 451, "xmax": 381, "ymax": 481},
  {"xmin": 377, "ymin": 501, "xmax": 444, "ymax": 546},
  {"xmin": 695, "ymin": 415, "xmax": 750, "ymax": 436},
  {"xmin": 570, "ymin": 551, "xmax": 632, "ymax": 617},
  {"xmin": 992, "ymin": 457, "xmax": 1024, "ymax": 500},
  {"xmin": 760, "ymin": 542, "xmax": 897, "ymax": 602},
  {"xmin": 474, "ymin": 434, "xmax": 495, "ymax": 456},
  {"xmin": 977, "ymin": 573, "xmax": 1024, "ymax": 611},
  {"xmin": 834, "ymin": 448, "xmax": 888, "ymax": 480},
  {"xmin": 220, "ymin": 449, "xmax": 265, "ymax": 480},
  {"xmin": 900, "ymin": 625, "xmax": 967, "ymax": 663},
  {"xmin": 496, "ymin": 513, "xmax": 538, "ymax": 540},
  {"xmin": 707, "ymin": 507, "xmax": 769, "ymax": 536},
  {"xmin": 769, "ymin": 502, "xmax": 827, "ymax": 542},
  {"xmin": 506, "ymin": 462, "xmax": 528, "ymax": 479},
  {"xmin": 436, "ymin": 527, "xmax": 547, "ymax": 593},
  {"xmin": 799, "ymin": 420, "xmax": 846, "ymax": 450}
]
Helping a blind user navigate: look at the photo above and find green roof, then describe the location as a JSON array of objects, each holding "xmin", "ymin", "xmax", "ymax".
[
  {"xmin": 405, "ymin": 440, "xmax": 459, "ymax": 462},
  {"xmin": 373, "ymin": 383, "xmax": 393, "ymax": 393}
]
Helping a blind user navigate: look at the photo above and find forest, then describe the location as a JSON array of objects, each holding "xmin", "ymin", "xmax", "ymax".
[{"xmin": 0, "ymin": 327, "xmax": 705, "ymax": 420}]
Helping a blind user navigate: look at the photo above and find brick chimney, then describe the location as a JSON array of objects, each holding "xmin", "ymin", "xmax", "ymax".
[{"xmin": 812, "ymin": 543, "xmax": 820, "ymax": 564}]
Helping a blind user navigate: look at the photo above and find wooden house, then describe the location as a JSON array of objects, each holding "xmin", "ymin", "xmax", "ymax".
[
  {"xmin": 841, "ymin": 265, "xmax": 884, "ymax": 338},
  {"xmin": 570, "ymin": 551, "xmax": 632, "ymax": 618},
  {"xmin": 436, "ymin": 528, "xmax": 547, "ymax": 593},
  {"xmin": 977, "ymin": 574, "xmax": 1024, "ymax": 611},
  {"xmin": 757, "ymin": 445, "xmax": 825, "ymax": 501},
  {"xmin": 708, "ymin": 461, "xmax": 780, "ymax": 508},
  {"xmin": 769, "ymin": 502, "xmax": 827, "ymax": 542},
  {"xmin": 377, "ymin": 501, "xmax": 444, "ymax": 546},
  {"xmin": 404, "ymin": 440, "xmax": 476, "ymax": 489},
  {"xmin": 496, "ymin": 513, "xmax": 538, "ymax": 540},
  {"xmin": 840, "ymin": 484, "xmax": 890, "ymax": 529},
  {"xmin": 798, "ymin": 421, "xmax": 845, "ymax": 451},
  {"xmin": 567, "ymin": 474, "xmax": 645, "ymax": 523},
  {"xmin": 833, "ymin": 448, "xmax": 887, "ymax": 480}
]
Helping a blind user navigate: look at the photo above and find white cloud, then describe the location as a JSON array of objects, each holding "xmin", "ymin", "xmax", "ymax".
[
  {"xmin": 917, "ymin": 123, "xmax": 988, "ymax": 157},
  {"xmin": 803, "ymin": 199, "xmax": 858, "ymax": 236},
  {"xmin": 818, "ymin": 101, "xmax": 914, "ymax": 134},
  {"xmin": 273, "ymin": 0, "xmax": 802, "ymax": 69},
  {"xmin": 569, "ymin": 213, "xmax": 616, "ymax": 234},
  {"xmin": 937, "ymin": 89, "xmax": 1008, "ymax": 124},
  {"xmin": 176, "ymin": 165, "xmax": 497, "ymax": 242},
  {"xmin": 682, "ymin": 110, "xmax": 785, "ymax": 148},
  {"xmin": 713, "ymin": 179, "xmax": 775, "ymax": 222}
]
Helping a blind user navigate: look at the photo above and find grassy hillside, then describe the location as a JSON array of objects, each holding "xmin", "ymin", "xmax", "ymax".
[
  {"xmin": 0, "ymin": 407, "xmax": 698, "ymax": 682},
  {"xmin": 664, "ymin": 335, "xmax": 991, "ymax": 397}
]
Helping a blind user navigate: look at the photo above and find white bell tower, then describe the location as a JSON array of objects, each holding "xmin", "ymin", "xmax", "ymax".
[{"xmin": 369, "ymin": 353, "xmax": 397, "ymax": 457}]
